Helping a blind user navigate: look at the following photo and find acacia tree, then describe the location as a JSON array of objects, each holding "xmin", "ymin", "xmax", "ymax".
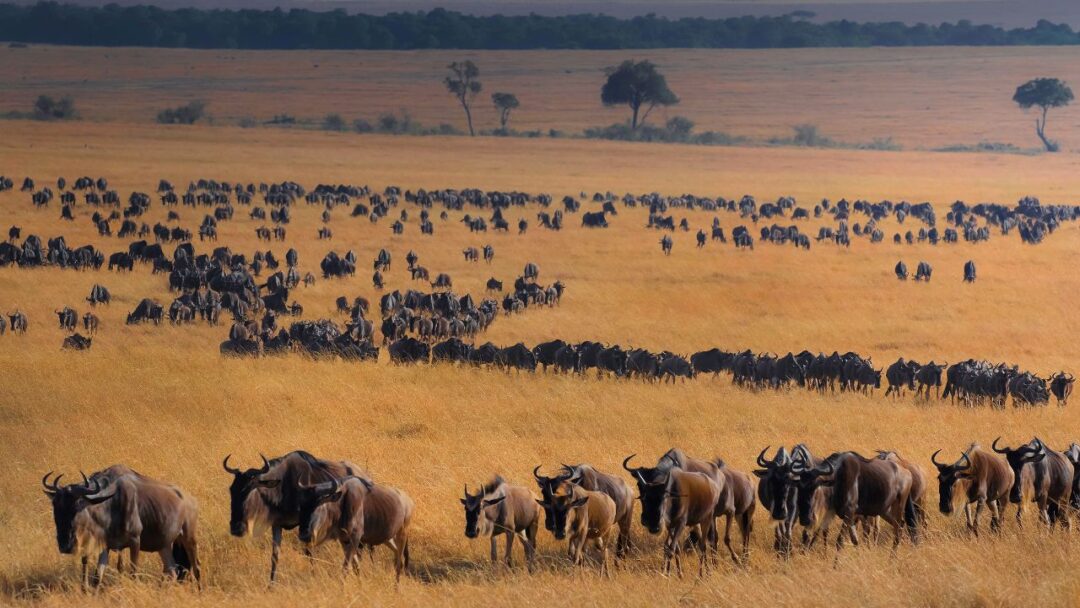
[
  {"xmin": 491, "ymin": 92, "xmax": 519, "ymax": 131},
  {"xmin": 444, "ymin": 60, "xmax": 481, "ymax": 136},
  {"xmin": 1013, "ymin": 78, "xmax": 1073, "ymax": 152},
  {"xmin": 601, "ymin": 60, "xmax": 679, "ymax": 130}
]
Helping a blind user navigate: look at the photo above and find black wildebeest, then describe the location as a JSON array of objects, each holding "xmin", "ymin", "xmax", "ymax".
[
  {"xmin": 894, "ymin": 260, "xmax": 907, "ymax": 280},
  {"xmin": 1050, "ymin": 372, "xmax": 1074, "ymax": 406},
  {"xmin": 460, "ymin": 476, "xmax": 540, "ymax": 569},
  {"xmin": 581, "ymin": 211, "xmax": 608, "ymax": 228},
  {"xmin": 42, "ymin": 466, "xmax": 201, "ymax": 588},
  {"xmin": 931, "ymin": 443, "xmax": 1013, "ymax": 536},
  {"xmin": 223, "ymin": 451, "xmax": 360, "ymax": 582},
  {"xmin": 963, "ymin": 260, "xmax": 976, "ymax": 283},
  {"xmin": 992, "ymin": 437, "xmax": 1074, "ymax": 528},
  {"xmin": 885, "ymin": 357, "xmax": 920, "ymax": 398}
]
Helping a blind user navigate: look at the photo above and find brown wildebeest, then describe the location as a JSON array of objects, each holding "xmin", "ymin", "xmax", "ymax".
[
  {"xmin": 460, "ymin": 476, "xmax": 539, "ymax": 569},
  {"xmin": 876, "ymin": 450, "xmax": 928, "ymax": 539},
  {"xmin": 534, "ymin": 463, "xmax": 634, "ymax": 558},
  {"xmin": 793, "ymin": 451, "xmax": 915, "ymax": 554},
  {"xmin": 223, "ymin": 450, "xmax": 360, "ymax": 582},
  {"xmin": 624, "ymin": 449, "xmax": 755, "ymax": 564},
  {"xmin": 43, "ymin": 466, "xmax": 201, "ymax": 589},
  {"xmin": 992, "ymin": 437, "xmax": 1074, "ymax": 529},
  {"xmin": 537, "ymin": 482, "xmax": 617, "ymax": 576},
  {"xmin": 630, "ymin": 464, "xmax": 720, "ymax": 577},
  {"xmin": 296, "ymin": 476, "xmax": 414, "ymax": 581},
  {"xmin": 62, "ymin": 333, "xmax": 92, "ymax": 350},
  {"xmin": 931, "ymin": 443, "xmax": 1013, "ymax": 536}
]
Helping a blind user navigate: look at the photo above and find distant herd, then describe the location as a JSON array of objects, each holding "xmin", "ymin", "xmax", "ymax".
[{"xmin": 43, "ymin": 438, "xmax": 1080, "ymax": 588}]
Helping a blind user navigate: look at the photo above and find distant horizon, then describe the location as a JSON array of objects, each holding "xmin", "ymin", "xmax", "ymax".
[{"xmin": 3, "ymin": 0, "xmax": 1079, "ymax": 29}]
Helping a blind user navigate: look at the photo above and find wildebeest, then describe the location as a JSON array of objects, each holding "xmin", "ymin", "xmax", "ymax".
[
  {"xmin": 223, "ymin": 451, "xmax": 360, "ymax": 582},
  {"xmin": 792, "ymin": 451, "xmax": 916, "ymax": 553},
  {"xmin": 1050, "ymin": 371, "xmax": 1074, "ymax": 406},
  {"xmin": 42, "ymin": 466, "xmax": 201, "ymax": 588},
  {"xmin": 535, "ymin": 481, "xmax": 617, "ymax": 575},
  {"xmin": 62, "ymin": 333, "xmax": 93, "ymax": 350},
  {"xmin": 894, "ymin": 260, "xmax": 907, "ymax": 280},
  {"xmin": 460, "ymin": 476, "xmax": 539, "ymax": 569},
  {"xmin": 885, "ymin": 358, "xmax": 920, "ymax": 398},
  {"xmin": 914, "ymin": 261, "xmax": 932, "ymax": 281},
  {"xmin": 533, "ymin": 463, "xmax": 634, "ymax": 559},
  {"xmin": 296, "ymin": 475, "xmax": 414, "ymax": 581},
  {"xmin": 931, "ymin": 443, "xmax": 1013, "ymax": 536},
  {"xmin": 8, "ymin": 310, "xmax": 28, "ymax": 333},
  {"xmin": 86, "ymin": 284, "xmax": 111, "ymax": 306},
  {"xmin": 55, "ymin": 307, "xmax": 77, "ymax": 332},
  {"xmin": 963, "ymin": 259, "xmax": 976, "ymax": 283},
  {"xmin": 581, "ymin": 211, "xmax": 608, "ymax": 228},
  {"xmin": 992, "ymin": 437, "xmax": 1074, "ymax": 528}
]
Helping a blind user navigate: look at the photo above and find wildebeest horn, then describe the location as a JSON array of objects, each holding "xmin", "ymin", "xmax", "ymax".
[
  {"xmin": 622, "ymin": 454, "xmax": 637, "ymax": 473},
  {"xmin": 532, "ymin": 465, "xmax": 544, "ymax": 481},
  {"xmin": 992, "ymin": 437, "xmax": 1008, "ymax": 454},
  {"xmin": 42, "ymin": 471, "xmax": 62, "ymax": 493},
  {"xmin": 756, "ymin": 446, "xmax": 770, "ymax": 468},
  {"xmin": 930, "ymin": 449, "xmax": 946, "ymax": 468},
  {"xmin": 958, "ymin": 451, "xmax": 971, "ymax": 470},
  {"xmin": 258, "ymin": 453, "xmax": 271, "ymax": 473},
  {"xmin": 80, "ymin": 470, "xmax": 91, "ymax": 487},
  {"xmin": 223, "ymin": 454, "xmax": 241, "ymax": 475},
  {"xmin": 821, "ymin": 459, "xmax": 835, "ymax": 476}
]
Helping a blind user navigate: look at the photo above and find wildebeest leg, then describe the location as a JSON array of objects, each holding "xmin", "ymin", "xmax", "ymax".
[
  {"xmin": 739, "ymin": 508, "xmax": 753, "ymax": 564},
  {"xmin": 269, "ymin": 525, "xmax": 283, "ymax": 583},
  {"xmin": 596, "ymin": 536, "xmax": 610, "ymax": 578},
  {"xmin": 698, "ymin": 522, "xmax": 714, "ymax": 576},
  {"xmin": 128, "ymin": 544, "xmax": 140, "ymax": 575},
  {"xmin": 159, "ymin": 547, "xmax": 178, "ymax": 580},
  {"xmin": 504, "ymin": 531, "xmax": 515, "ymax": 568},
  {"xmin": 489, "ymin": 535, "xmax": 499, "ymax": 564},
  {"xmin": 616, "ymin": 511, "xmax": 632, "ymax": 559},
  {"xmin": 973, "ymin": 499, "xmax": 986, "ymax": 536},
  {"xmin": 722, "ymin": 514, "xmax": 739, "ymax": 565},
  {"xmin": 94, "ymin": 549, "xmax": 109, "ymax": 589}
]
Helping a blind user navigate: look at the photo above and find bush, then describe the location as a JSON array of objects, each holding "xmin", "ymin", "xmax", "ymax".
[
  {"xmin": 157, "ymin": 101, "xmax": 206, "ymax": 125},
  {"xmin": 238, "ymin": 116, "xmax": 257, "ymax": 128},
  {"xmin": 791, "ymin": 123, "xmax": 830, "ymax": 147},
  {"xmin": 322, "ymin": 113, "xmax": 346, "ymax": 131},
  {"xmin": 352, "ymin": 118, "xmax": 373, "ymax": 133},
  {"xmin": 267, "ymin": 114, "xmax": 296, "ymax": 125},
  {"xmin": 33, "ymin": 95, "xmax": 77, "ymax": 120}
]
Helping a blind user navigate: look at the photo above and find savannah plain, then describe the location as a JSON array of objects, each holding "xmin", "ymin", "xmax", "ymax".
[{"xmin": 2, "ymin": 45, "xmax": 1080, "ymax": 607}]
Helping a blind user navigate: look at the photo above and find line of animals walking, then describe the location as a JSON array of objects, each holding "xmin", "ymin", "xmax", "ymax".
[{"xmin": 43, "ymin": 438, "xmax": 1080, "ymax": 590}]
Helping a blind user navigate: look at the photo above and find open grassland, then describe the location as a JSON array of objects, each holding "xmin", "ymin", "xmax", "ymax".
[
  {"xmin": 4, "ymin": 45, "xmax": 1080, "ymax": 149},
  {"xmin": 1, "ymin": 117, "xmax": 1080, "ymax": 608}
]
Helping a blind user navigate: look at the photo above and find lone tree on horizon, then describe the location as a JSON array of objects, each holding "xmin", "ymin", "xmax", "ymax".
[
  {"xmin": 491, "ymin": 92, "xmax": 520, "ymax": 131},
  {"xmin": 445, "ymin": 60, "xmax": 481, "ymax": 136},
  {"xmin": 601, "ymin": 60, "xmax": 679, "ymax": 130},
  {"xmin": 1013, "ymin": 77, "xmax": 1073, "ymax": 152}
]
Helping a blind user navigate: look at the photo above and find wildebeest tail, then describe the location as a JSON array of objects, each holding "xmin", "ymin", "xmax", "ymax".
[
  {"xmin": 403, "ymin": 538, "xmax": 411, "ymax": 569},
  {"xmin": 173, "ymin": 542, "xmax": 193, "ymax": 580},
  {"xmin": 903, "ymin": 495, "xmax": 921, "ymax": 534}
]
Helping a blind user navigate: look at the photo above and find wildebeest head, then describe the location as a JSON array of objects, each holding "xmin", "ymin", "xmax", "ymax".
[
  {"xmin": 294, "ymin": 476, "xmax": 359, "ymax": 544},
  {"xmin": 222, "ymin": 453, "xmax": 275, "ymax": 537},
  {"xmin": 992, "ymin": 437, "xmax": 1046, "ymax": 504},
  {"xmin": 533, "ymin": 465, "xmax": 575, "ymax": 532},
  {"xmin": 753, "ymin": 446, "xmax": 797, "ymax": 521},
  {"xmin": 931, "ymin": 448, "xmax": 973, "ymax": 514},
  {"xmin": 536, "ymin": 484, "xmax": 587, "ymax": 541},
  {"xmin": 791, "ymin": 450, "xmax": 838, "ymax": 525},
  {"xmin": 623, "ymin": 454, "xmax": 673, "ymax": 534},
  {"xmin": 460, "ymin": 482, "xmax": 507, "ymax": 539},
  {"xmin": 42, "ymin": 471, "xmax": 115, "ymax": 554}
]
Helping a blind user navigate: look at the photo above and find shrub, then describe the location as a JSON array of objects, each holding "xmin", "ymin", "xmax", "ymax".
[
  {"xmin": 267, "ymin": 114, "xmax": 296, "ymax": 125},
  {"xmin": 157, "ymin": 101, "xmax": 206, "ymax": 125},
  {"xmin": 352, "ymin": 118, "xmax": 373, "ymax": 133},
  {"xmin": 322, "ymin": 113, "xmax": 346, "ymax": 131},
  {"xmin": 792, "ymin": 123, "xmax": 830, "ymax": 147},
  {"xmin": 33, "ymin": 95, "xmax": 77, "ymax": 120},
  {"xmin": 238, "ymin": 116, "xmax": 257, "ymax": 128}
]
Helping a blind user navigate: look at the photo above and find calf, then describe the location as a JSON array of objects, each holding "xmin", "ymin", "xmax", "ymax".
[
  {"xmin": 296, "ymin": 476, "xmax": 414, "ymax": 581},
  {"xmin": 460, "ymin": 476, "xmax": 539, "ymax": 569}
]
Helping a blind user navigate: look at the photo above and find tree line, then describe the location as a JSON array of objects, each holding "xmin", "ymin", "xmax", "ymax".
[{"xmin": 3, "ymin": 3, "xmax": 1080, "ymax": 50}]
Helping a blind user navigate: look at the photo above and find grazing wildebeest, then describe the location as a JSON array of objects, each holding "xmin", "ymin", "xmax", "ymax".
[
  {"xmin": 485, "ymin": 278, "xmax": 503, "ymax": 293},
  {"xmin": 223, "ymin": 451, "xmax": 360, "ymax": 582},
  {"xmin": 581, "ymin": 211, "xmax": 608, "ymax": 228},
  {"xmin": 9, "ymin": 310, "xmax": 28, "ymax": 333},
  {"xmin": 1050, "ymin": 372, "xmax": 1074, "ymax": 406},
  {"xmin": 460, "ymin": 476, "xmax": 540, "ymax": 569},
  {"xmin": 389, "ymin": 337, "xmax": 430, "ymax": 364},
  {"xmin": 62, "ymin": 333, "xmax": 93, "ymax": 350},
  {"xmin": 535, "ymin": 481, "xmax": 617, "ymax": 576},
  {"xmin": 533, "ymin": 463, "xmax": 634, "ymax": 559},
  {"xmin": 963, "ymin": 260, "xmax": 976, "ymax": 283},
  {"xmin": 894, "ymin": 261, "xmax": 907, "ymax": 280},
  {"xmin": 992, "ymin": 437, "xmax": 1074, "ymax": 528},
  {"xmin": 931, "ymin": 443, "xmax": 1013, "ymax": 536},
  {"xmin": 296, "ymin": 476, "xmax": 414, "ymax": 581},
  {"xmin": 792, "ymin": 451, "xmax": 916, "ymax": 553},
  {"xmin": 55, "ymin": 307, "xmax": 77, "ymax": 332},
  {"xmin": 914, "ymin": 261, "xmax": 932, "ymax": 281},
  {"xmin": 86, "ymin": 284, "xmax": 111, "ymax": 306},
  {"xmin": 42, "ymin": 467, "xmax": 201, "ymax": 588}
]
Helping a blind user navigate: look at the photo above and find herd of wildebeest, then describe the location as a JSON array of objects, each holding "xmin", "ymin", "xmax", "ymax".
[
  {"xmin": 0, "ymin": 174, "xmax": 1074, "ymax": 406},
  {"xmin": 41, "ymin": 436, "xmax": 1080, "ymax": 588}
]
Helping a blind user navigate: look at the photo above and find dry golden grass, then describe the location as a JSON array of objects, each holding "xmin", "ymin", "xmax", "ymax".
[
  {"xmin": 1, "ymin": 110, "xmax": 1080, "ymax": 606},
  {"xmin": 4, "ymin": 45, "xmax": 1080, "ymax": 149}
]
